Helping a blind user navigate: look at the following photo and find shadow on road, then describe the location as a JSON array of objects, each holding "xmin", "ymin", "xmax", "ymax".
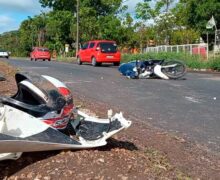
[
  {"xmin": 0, "ymin": 151, "xmax": 59, "ymax": 179},
  {"xmin": 0, "ymin": 138, "xmax": 137, "ymax": 178},
  {"xmin": 98, "ymin": 138, "xmax": 138, "ymax": 151}
]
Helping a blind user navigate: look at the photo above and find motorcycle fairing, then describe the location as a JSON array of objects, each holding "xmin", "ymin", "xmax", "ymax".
[
  {"xmin": 153, "ymin": 65, "xmax": 169, "ymax": 80},
  {"xmin": 118, "ymin": 60, "xmax": 170, "ymax": 79},
  {"xmin": 76, "ymin": 110, "xmax": 131, "ymax": 141},
  {"xmin": 0, "ymin": 104, "xmax": 131, "ymax": 161},
  {"xmin": 118, "ymin": 61, "xmax": 138, "ymax": 79}
]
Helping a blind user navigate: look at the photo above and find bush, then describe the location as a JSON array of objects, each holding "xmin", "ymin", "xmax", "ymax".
[
  {"xmin": 122, "ymin": 52, "xmax": 199, "ymax": 62},
  {"xmin": 209, "ymin": 58, "xmax": 220, "ymax": 71}
]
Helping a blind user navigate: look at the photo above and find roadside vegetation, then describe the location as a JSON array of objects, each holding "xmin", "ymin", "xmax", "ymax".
[{"xmin": 122, "ymin": 52, "xmax": 220, "ymax": 71}]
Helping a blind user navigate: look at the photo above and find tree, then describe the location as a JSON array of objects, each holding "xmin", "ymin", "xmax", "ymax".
[
  {"xmin": 171, "ymin": 29, "xmax": 200, "ymax": 45},
  {"xmin": 177, "ymin": 0, "xmax": 220, "ymax": 42},
  {"xmin": 19, "ymin": 19, "xmax": 35, "ymax": 55},
  {"xmin": 135, "ymin": 0, "xmax": 175, "ymax": 20},
  {"xmin": 45, "ymin": 11, "xmax": 73, "ymax": 51},
  {"xmin": 39, "ymin": 0, "xmax": 123, "ymax": 15},
  {"xmin": 39, "ymin": 0, "xmax": 127, "ymax": 45},
  {"xmin": 134, "ymin": 0, "xmax": 203, "ymax": 46},
  {"xmin": 39, "ymin": 0, "xmax": 76, "ymax": 11},
  {"xmin": 155, "ymin": 0, "xmax": 175, "ymax": 13},
  {"xmin": 135, "ymin": 0, "xmax": 177, "ymax": 45},
  {"xmin": 0, "ymin": 31, "xmax": 20, "ymax": 56},
  {"xmin": 135, "ymin": 0, "xmax": 152, "ymax": 21}
]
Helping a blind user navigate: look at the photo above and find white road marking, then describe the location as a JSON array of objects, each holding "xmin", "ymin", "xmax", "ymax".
[
  {"xmin": 185, "ymin": 96, "xmax": 201, "ymax": 103},
  {"xmin": 64, "ymin": 80, "xmax": 92, "ymax": 84},
  {"xmin": 23, "ymin": 67, "xmax": 49, "ymax": 69},
  {"xmin": 200, "ymin": 76, "xmax": 220, "ymax": 81},
  {"xmin": 170, "ymin": 84, "xmax": 183, "ymax": 87}
]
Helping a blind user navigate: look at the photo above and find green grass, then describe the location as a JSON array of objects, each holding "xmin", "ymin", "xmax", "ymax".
[
  {"xmin": 208, "ymin": 58, "xmax": 220, "ymax": 71},
  {"xmin": 143, "ymin": 147, "xmax": 191, "ymax": 179},
  {"xmin": 122, "ymin": 52, "xmax": 220, "ymax": 71}
]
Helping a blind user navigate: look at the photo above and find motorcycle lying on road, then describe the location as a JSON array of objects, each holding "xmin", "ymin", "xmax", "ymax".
[{"xmin": 119, "ymin": 59, "xmax": 187, "ymax": 80}]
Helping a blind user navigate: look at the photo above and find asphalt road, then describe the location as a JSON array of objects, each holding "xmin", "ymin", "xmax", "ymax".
[{"xmin": 3, "ymin": 59, "xmax": 220, "ymax": 152}]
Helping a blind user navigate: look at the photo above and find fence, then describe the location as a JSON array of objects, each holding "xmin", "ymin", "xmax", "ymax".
[{"xmin": 143, "ymin": 44, "xmax": 209, "ymax": 59}]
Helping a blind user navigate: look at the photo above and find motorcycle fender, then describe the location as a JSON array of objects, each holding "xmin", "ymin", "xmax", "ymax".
[{"xmin": 154, "ymin": 65, "xmax": 169, "ymax": 80}]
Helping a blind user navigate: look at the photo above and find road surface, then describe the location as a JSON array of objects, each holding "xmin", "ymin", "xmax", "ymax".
[{"xmin": 3, "ymin": 59, "xmax": 220, "ymax": 152}]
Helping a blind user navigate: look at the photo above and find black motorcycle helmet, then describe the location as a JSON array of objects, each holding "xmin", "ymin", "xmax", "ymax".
[{"xmin": 0, "ymin": 72, "xmax": 70, "ymax": 118}]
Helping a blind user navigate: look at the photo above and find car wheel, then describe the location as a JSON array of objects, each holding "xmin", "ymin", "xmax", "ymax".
[
  {"xmin": 30, "ymin": 58, "xmax": 33, "ymax": 61},
  {"xmin": 48, "ymin": 59, "xmax": 51, "ymax": 61},
  {"xmin": 6, "ymin": 56, "xmax": 9, "ymax": 59},
  {"xmin": 77, "ymin": 56, "xmax": 82, "ymax": 65},
  {"xmin": 34, "ymin": 58, "xmax": 37, "ymax": 61},
  {"xmin": 43, "ymin": 59, "xmax": 45, "ymax": 61},
  {"xmin": 92, "ymin": 57, "xmax": 97, "ymax": 67}
]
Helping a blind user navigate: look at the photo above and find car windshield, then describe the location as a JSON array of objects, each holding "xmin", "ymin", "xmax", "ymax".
[
  {"xmin": 38, "ymin": 48, "xmax": 49, "ymax": 52},
  {"xmin": 0, "ymin": 49, "xmax": 6, "ymax": 52},
  {"xmin": 99, "ymin": 42, "xmax": 117, "ymax": 53}
]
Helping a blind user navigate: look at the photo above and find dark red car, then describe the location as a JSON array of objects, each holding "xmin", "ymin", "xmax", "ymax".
[
  {"xmin": 77, "ymin": 40, "xmax": 121, "ymax": 66},
  {"xmin": 30, "ymin": 47, "xmax": 51, "ymax": 61}
]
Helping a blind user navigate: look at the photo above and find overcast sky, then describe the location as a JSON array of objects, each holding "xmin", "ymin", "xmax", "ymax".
[{"xmin": 0, "ymin": 0, "xmax": 142, "ymax": 34}]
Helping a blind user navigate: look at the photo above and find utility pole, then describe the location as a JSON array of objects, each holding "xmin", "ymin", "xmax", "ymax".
[
  {"xmin": 207, "ymin": 31, "xmax": 209, "ymax": 60},
  {"xmin": 76, "ymin": 0, "xmax": 79, "ymax": 57}
]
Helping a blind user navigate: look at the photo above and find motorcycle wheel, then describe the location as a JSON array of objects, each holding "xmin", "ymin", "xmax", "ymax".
[{"xmin": 161, "ymin": 60, "xmax": 186, "ymax": 79}]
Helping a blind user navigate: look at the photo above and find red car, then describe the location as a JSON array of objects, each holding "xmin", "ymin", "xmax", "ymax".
[
  {"xmin": 30, "ymin": 47, "xmax": 51, "ymax": 61},
  {"xmin": 77, "ymin": 40, "xmax": 121, "ymax": 66}
]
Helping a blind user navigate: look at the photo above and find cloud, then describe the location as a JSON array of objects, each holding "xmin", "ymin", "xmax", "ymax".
[
  {"xmin": 0, "ymin": 15, "xmax": 14, "ymax": 27},
  {"xmin": 0, "ymin": 0, "xmax": 45, "ymax": 14},
  {"xmin": 0, "ymin": 1, "xmax": 49, "ymax": 34},
  {"xmin": 0, "ymin": 15, "xmax": 18, "ymax": 33}
]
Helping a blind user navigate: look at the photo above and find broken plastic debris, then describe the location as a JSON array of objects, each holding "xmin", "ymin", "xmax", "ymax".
[
  {"xmin": 0, "ymin": 105, "xmax": 131, "ymax": 161},
  {"xmin": 0, "ymin": 72, "xmax": 131, "ymax": 161}
]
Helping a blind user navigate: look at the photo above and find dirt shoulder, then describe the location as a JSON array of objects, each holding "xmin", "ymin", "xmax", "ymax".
[
  {"xmin": 0, "ymin": 61, "xmax": 219, "ymax": 180},
  {"xmin": 0, "ymin": 61, "xmax": 17, "ymax": 96}
]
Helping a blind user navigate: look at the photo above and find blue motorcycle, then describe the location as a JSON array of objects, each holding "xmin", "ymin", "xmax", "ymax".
[{"xmin": 119, "ymin": 59, "xmax": 186, "ymax": 79}]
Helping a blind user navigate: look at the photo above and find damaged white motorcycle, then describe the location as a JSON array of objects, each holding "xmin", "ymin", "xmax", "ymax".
[
  {"xmin": 0, "ymin": 72, "xmax": 131, "ymax": 161},
  {"xmin": 119, "ymin": 59, "xmax": 187, "ymax": 79}
]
